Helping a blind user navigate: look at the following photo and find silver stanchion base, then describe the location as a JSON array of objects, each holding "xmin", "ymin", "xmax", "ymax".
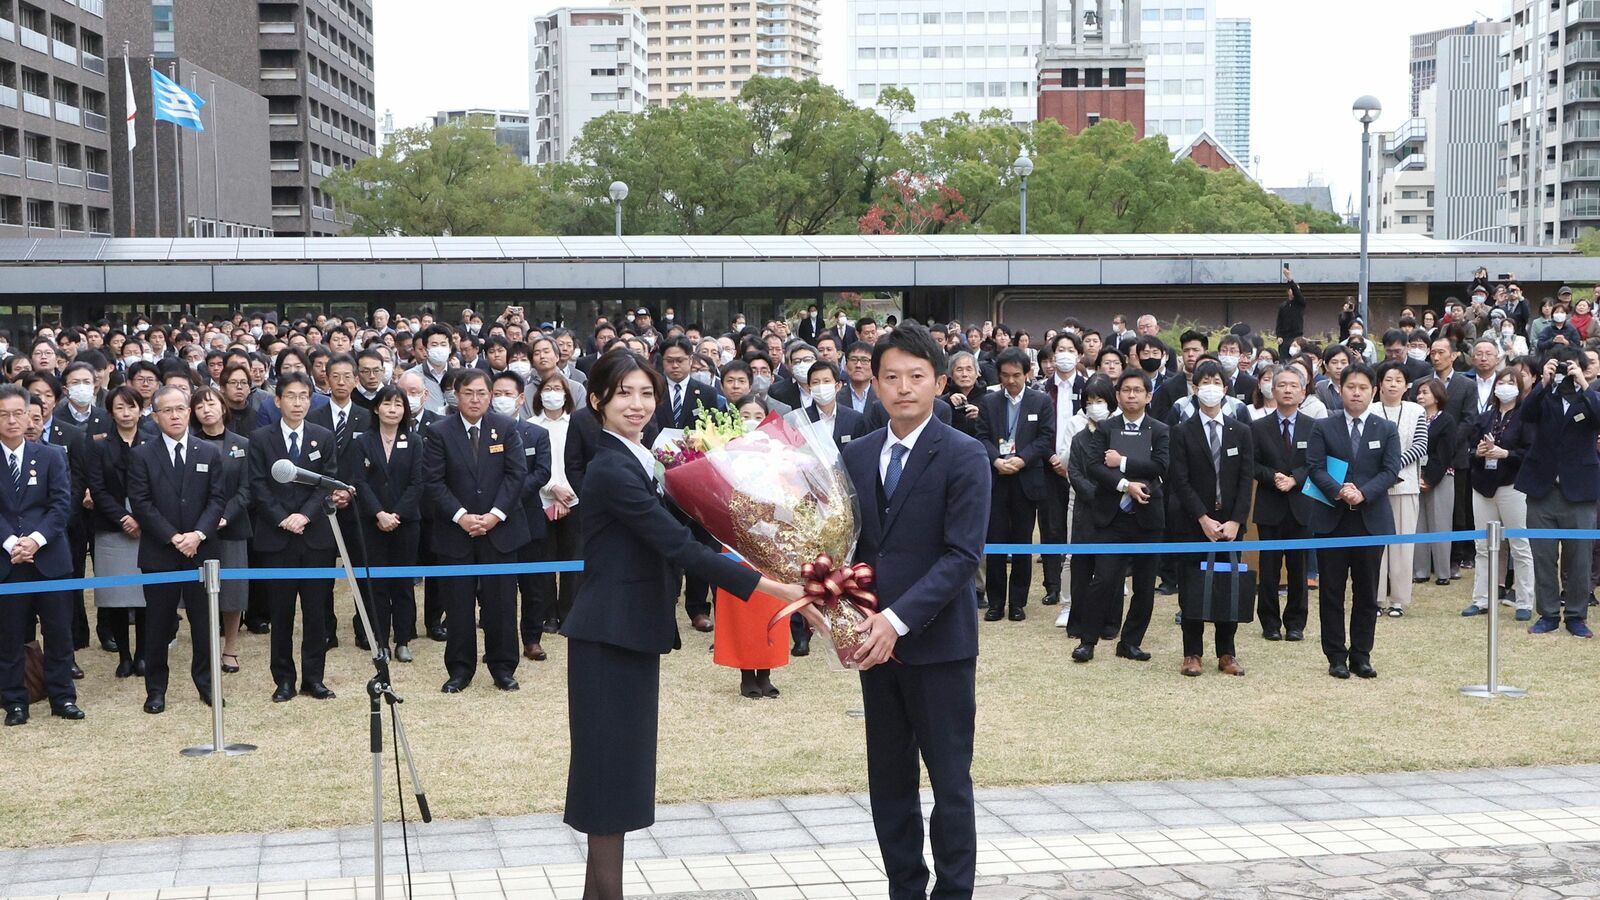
[
  {"xmin": 846, "ymin": 707, "xmax": 865, "ymax": 718},
  {"xmin": 1459, "ymin": 684, "xmax": 1528, "ymax": 699},
  {"xmin": 181, "ymin": 743, "xmax": 259, "ymax": 757}
]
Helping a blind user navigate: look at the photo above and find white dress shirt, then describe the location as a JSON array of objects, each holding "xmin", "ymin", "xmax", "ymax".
[
  {"xmin": 875, "ymin": 413, "xmax": 934, "ymax": 637},
  {"xmin": 1053, "ymin": 374, "xmax": 1077, "ymax": 457},
  {"xmin": 605, "ymin": 428, "xmax": 658, "ymax": 484}
]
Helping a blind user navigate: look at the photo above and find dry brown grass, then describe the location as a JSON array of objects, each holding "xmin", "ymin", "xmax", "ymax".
[{"xmin": 0, "ymin": 576, "xmax": 1596, "ymax": 849}]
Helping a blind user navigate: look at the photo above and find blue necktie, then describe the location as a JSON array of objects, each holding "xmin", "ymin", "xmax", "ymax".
[
  {"xmin": 288, "ymin": 431, "xmax": 300, "ymax": 463},
  {"xmin": 884, "ymin": 444, "xmax": 908, "ymax": 497},
  {"xmin": 8, "ymin": 451, "xmax": 19, "ymax": 497}
]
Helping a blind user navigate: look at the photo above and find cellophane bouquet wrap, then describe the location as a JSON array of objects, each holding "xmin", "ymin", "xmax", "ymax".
[{"xmin": 653, "ymin": 409, "xmax": 875, "ymax": 667}]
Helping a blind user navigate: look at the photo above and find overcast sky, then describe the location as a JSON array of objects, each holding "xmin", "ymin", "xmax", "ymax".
[{"xmin": 373, "ymin": 0, "xmax": 1509, "ymax": 218}]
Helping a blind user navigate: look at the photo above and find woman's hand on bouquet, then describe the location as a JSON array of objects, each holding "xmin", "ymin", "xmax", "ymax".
[{"xmin": 760, "ymin": 578, "xmax": 807, "ymax": 605}]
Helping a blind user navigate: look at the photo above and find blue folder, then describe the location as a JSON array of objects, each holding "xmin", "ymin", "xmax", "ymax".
[{"xmin": 1303, "ymin": 455, "xmax": 1348, "ymax": 507}]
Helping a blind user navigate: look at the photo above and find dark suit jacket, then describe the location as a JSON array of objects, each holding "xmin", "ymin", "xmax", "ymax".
[
  {"xmin": 55, "ymin": 400, "xmax": 110, "ymax": 438},
  {"xmin": 654, "ymin": 378, "xmax": 722, "ymax": 431},
  {"xmin": 1227, "ymin": 370, "xmax": 1259, "ymax": 405},
  {"xmin": 975, "ymin": 388, "xmax": 1055, "ymax": 502},
  {"xmin": 831, "ymin": 324, "xmax": 857, "ymax": 348},
  {"xmin": 247, "ymin": 421, "xmax": 339, "ymax": 553},
  {"xmin": 839, "ymin": 383, "xmax": 876, "ymax": 413},
  {"xmin": 514, "ymin": 418, "xmax": 553, "ymax": 543},
  {"xmin": 1084, "ymin": 414, "xmax": 1169, "ymax": 530},
  {"xmin": 797, "ymin": 316, "xmax": 822, "ymax": 344},
  {"xmin": 1513, "ymin": 382, "xmax": 1600, "ymax": 503},
  {"xmin": 563, "ymin": 432, "xmax": 759, "ymax": 654},
  {"xmin": 421, "ymin": 411, "xmax": 531, "ymax": 557},
  {"xmin": 86, "ymin": 432, "xmax": 146, "ymax": 534},
  {"xmin": 1307, "ymin": 412, "xmax": 1402, "ymax": 535},
  {"xmin": 1420, "ymin": 410, "xmax": 1457, "ymax": 491},
  {"xmin": 1150, "ymin": 373, "xmax": 1189, "ymax": 424},
  {"xmin": 198, "ymin": 430, "xmax": 252, "ymax": 541},
  {"xmin": 1167, "ymin": 412, "xmax": 1254, "ymax": 540},
  {"xmin": 1250, "ymin": 410, "xmax": 1315, "ymax": 528},
  {"xmin": 767, "ymin": 377, "xmax": 802, "ymax": 412},
  {"xmin": 354, "ymin": 428, "xmax": 425, "ymax": 524},
  {"xmin": 842, "ymin": 416, "xmax": 989, "ymax": 665},
  {"xmin": 44, "ymin": 418, "xmax": 87, "ymax": 531},
  {"xmin": 307, "ymin": 400, "xmax": 373, "ymax": 487},
  {"xmin": 0, "ymin": 441, "xmax": 72, "ymax": 579},
  {"xmin": 1441, "ymin": 371, "xmax": 1486, "ymax": 468},
  {"xmin": 125, "ymin": 435, "xmax": 227, "ymax": 572},
  {"xmin": 802, "ymin": 402, "xmax": 869, "ymax": 452}
]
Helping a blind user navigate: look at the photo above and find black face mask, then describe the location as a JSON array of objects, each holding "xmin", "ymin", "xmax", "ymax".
[{"xmin": 1139, "ymin": 357, "xmax": 1162, "ymax": 373}]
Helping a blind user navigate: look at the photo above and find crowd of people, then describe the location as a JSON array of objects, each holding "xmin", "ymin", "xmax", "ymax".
[{"xmin": 0, "ymin": 264, "xmax": 1596, "ymax": 725}]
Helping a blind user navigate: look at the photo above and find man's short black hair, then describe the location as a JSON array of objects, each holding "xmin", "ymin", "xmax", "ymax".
[
  {"xmin": 805, "ymin": 362, "xmax": 842, "ymax": 386},
  {"xmin": 492, "ymin": 369, "xmax": 526, "ymax": 395},
  {"xmin": 660, "ymin": 335, "xmax": 694, "ymax": 358},
  {"xmin": 720, "ymin": 359, "xmax": 753, "ymax": 381},
  {"xmin": 1116, "ymin": 370, "xmax": 1151, "ymax": 393},
  {"xmin": 275, "ymin": 371, "xmax": 316, "ymax": 397},
  {"xmin": 325, "ymin": 352, "xmax": 356, "ymax": 374},
  {"xmin": 870, "ymin": 322, "xmax": 947, "ymax": 378},
  {"xmin": 1049, "ymin": 332, "xmax": 1084, "ymax": 355},
  {"xmin": 1340, "ymin": 362, "xmax": 1377, "ymax": 387},
  {"xmin": 1134, "ymin": 335, "xmax": 1168, "ymax": 356},
  {"xmin": 1191, "ymin": 359, "xmax": 1225, "ymax": 387},
  {"xmin": 1179, "ymin": 329, "xmax": 1208, "ymax": 350},
  {"xmin": 995, "ymin": 347, "xmax": 1031, "ymax": 374},
  {"xmin": 1382, "ymin": 329, "xmax": 1406, "ymax": 348}
]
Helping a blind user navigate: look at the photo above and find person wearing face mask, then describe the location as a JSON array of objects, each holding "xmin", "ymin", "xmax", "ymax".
[
  {"xmin": 1344, "ymin": 322, "xmax": 1377, "ymax": 364},
  {"xmin": 1461, "ymin": 370, "xmax": 1535, "ymax": 619},
  {"xmin": 790, "ymin": 361, "xmax": 868, "ymax": 456},
  {"xmin": 1040, "ymin": 333, "xmax": 1085, "ymax": 609},
  {"xmin": 1061, "ymin": 375, "xmax": 1114, "ymax": 631},
  {"xmin": 1215, "ymin": 334, "xmax": 1258, "ymax": 405},
  {"xmin": 1166, "ymin": 355, "xmax": 1250, "ymax": 425},
  {"xmin": 1537, "ymin": 302, "xmax": 1582, "ymax": 352},
  {"xmin": 831, "ymin": 310, "xmax": 857, "ymax": 348},
  {"xmin": 530, "ymin": 371, "xmax": 582, "ymax": 637},
  {"xmin": 408, "ymin": 325, "xmax": 457, "ymax": 415},
  {"xmin": 797, "ymin": 304, "xmax": 822, "ymax": 344},
  {"xmin": 488, "ymin": 371, "xmax": 556, "ymax": 663},
  {"xmin": 769, "ymin": 342, "xmax": 816, "ymax": 411}
]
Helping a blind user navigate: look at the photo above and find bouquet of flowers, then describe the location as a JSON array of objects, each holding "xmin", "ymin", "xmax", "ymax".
[{"xmin": 653, "ymin": 408, "xmax": 877, "ymax": 667}]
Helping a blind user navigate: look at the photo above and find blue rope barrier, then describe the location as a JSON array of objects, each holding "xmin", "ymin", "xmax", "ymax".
[{"xmin": 988, "ymin": 529, "xmax": 1488, "ymax": 556}]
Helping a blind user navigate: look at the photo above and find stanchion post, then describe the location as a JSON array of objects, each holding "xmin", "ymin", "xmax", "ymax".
[
  {"xmin": 1460, "ymin": 521, "xmax": 1527, "ymax": 700},
  {"xmin": 182, "ymin": 560, "xmax": 259, "ymax": 756}
]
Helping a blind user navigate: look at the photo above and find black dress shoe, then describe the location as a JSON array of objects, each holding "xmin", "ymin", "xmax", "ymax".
[
  {"xmin": 1070, "ymin": 642, "xmax": 1095, "ymax": 663},
  {"xmin": 271, "ymin": 683, "xmax": 296, "ymax": 703},
  {"xmin": 1115, "ymin": 642, "xmax": 1151, "ymax": 661},
  {"xmin": 1329, "ymin": 663, "xmax": 1351, "ymax": 679},
  {"xmin": 493, "ymin": 674, "xmax": 520, "ymax": 692},
  {"xmin": 143, "ymin": 693, "xmax": 166, "ymax": 715},
  {"xmin": 51, "ymin": 702, "xmax": 85, "ymax": 720},
  {"xmin": 69, "ymin": 662, "xmax": 84, "ymax": 680},
  {"xmin": 1042, "ymin": 593, "xmax": 1060, "ymax": 606},
  {"xmin": 1156, "ymin": 580, "xmax": 1177, "ymax": 596},
  {"xmin": 198, "ymin": 689, "xmax": 224, "ymax": 708},
  {"xmin": 1352, "ymin": 661, "xmax": 1378, "ymax": 679},
  {"xmin": 1008, "ymin": 608, "xmax": 1026, "ymax": 622},
  {"xmin": 133, "ymin": 659, "xmax": 147, "ymax": 677},
  {"xmin": 4, "ymin": 705, "xmax": 27, "ymax": 726},
  {"xmin": 983, "ymin": 607, "xmax": 1004, "ymax": 621},
  {"xmin": 246, "ymin": 620, "xmax": 271, "ymax": 635},
  {"xmin": 1263, "ymin": 629, "xmax": 1283, "ymax": 641},
  {"xmin": 428, "ymin": 625, "xmax": 448, "ymax": 642},
  {"xmin": 114, "ymin": 658, "xmax": 135, "ymax": 678},
  {"xmin": 302, "ymin": 682, "xmax": 336, "ymax": 700},
  {"xmin": 441, "ymin": 678, "xmax": 468, "ymax": 694},
  {"xmin": 791, "ymin": 638, "xmax": 810, "ymax": 657},
  {"xmin": 354, "ymin": 632, "xmax": 371, "ymax": 651},
  {"xmin": 100, "ymin": 637, "xmax": 120, "ymax": 653},
  {"xmin": 1285, "ymin": 630, "xmax": 1305, "ymax": 642},
  {"xmin": 541, "ymin": 619, "xmax": 561, "ymax": 635},
  {"xmin": 325, "ymin": 635, "xmax": 339, "ymax": 650}
]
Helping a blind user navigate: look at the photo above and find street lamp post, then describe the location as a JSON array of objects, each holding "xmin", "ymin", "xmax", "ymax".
[
  {"xmin": 609, "ymin": 180, "xmax": 629, "ymax": 237},
  {"xmin": 1012, "ymin": 152, "xmax": 1034, "ymax": 235},
  {"xmin": 1352, "ymin": 95, "xmax": 1383, "ymax": 330}
]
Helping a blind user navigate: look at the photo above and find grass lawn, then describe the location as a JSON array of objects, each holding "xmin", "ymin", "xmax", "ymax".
[{"xmin": 0, "ymin": 575, "xmax": 1595, "ymax": 849}]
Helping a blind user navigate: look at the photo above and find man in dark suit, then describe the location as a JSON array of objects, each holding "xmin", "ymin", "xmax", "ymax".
[
  {"xmin": 1150, "ymin": 331, "xmax": 1206, "ymax": 422},
  {"xmin": 126, "ymin": 387, "xmax": 226, "ymax": 714},
  {"xmin": 1308, "ymin": 363, "xmax": 1402, "ymax": 680},
  {"xmin": 1516, "ymin": 351, "xmax": 1600, "ymax": 638},
  {"xmin": 1216, "ymin": 333, "xmax": 1259, "ymax": 405},
  {"xmin": 1073, "ymin": 369, "xmax": 1169, "ymax": 664},
  {"xmin": 767, "ymin": 341, "xmax": 816, "ymax": 412},
  {"xmin": 975, "ymin": 348, "xmax": 1054, "ymax": 622},
  {"xmin": 307, "ymin": 353, "xmax": 374, "ymax": 649},
  {"xmin": 422, "ymin": 368, "xmax": 530, "ymax": 693},
  {"xmin": 1251, "ymin": 366, "xmax": 1316, "ymax": 641},
  {"xmin": 840, "ymin": 341, "xmax": 878, "ymax": 412},
  {"xmin": 829, "ymin": 311, "xmax": 857, "ymax": 350},
  {"xmin": 794, "ymin": 362, "xmax": 869, "ymax": 454},
  {"xmin": 655, "ymin": 336, "xmax": 723, "ymax": 632},
  {"xmin": 796, "ymin": 303, "xmax": 823, "ymax": 344},
  {"xmin": 490, "ymin": 372, "xmax": 554, "ymax": 660},
  {"xmin": 1040, "ymin": 333, "xmax": 1085, "ymax": 607},
  {"xmin": 839, "ymin": 324, "xmax": 988, "ymax": 900},
  {"xmin": 248, "ymin": 373, "xmax": 343, "ymax": 703},
  {"xmin": 23, "ymin": 372, "xmax": 92, "ymax": 657},
  {"xmin": 1444, "ymin": 339, "xmax": 1503, "ymax": 571}
]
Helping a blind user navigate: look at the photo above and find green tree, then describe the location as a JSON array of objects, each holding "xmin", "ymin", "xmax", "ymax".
[
  {"xmin": 323, "ymin": 116, "xmax": 537, "ymax": 236},
  {"xmin": 1576, "ymin": 228, "xmax": 1600, "ymax": 255}
]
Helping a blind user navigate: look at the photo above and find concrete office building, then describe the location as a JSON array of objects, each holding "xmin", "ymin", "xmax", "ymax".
[
  {"xmin": 434, "ymin": 108, "xmax": 530, "ymax": 164},
  {"xmin": 1432, "ymin": 32, "xmax": 1504, "ymax": 240},
  {"xmin": 531, "ymin": 7, "xmax": 648, "ymax": 165},
  {"xmin": 627, "ymin": 0, "xmax": 820, "ymax": 106},
  {"xmin": 0, "ymin": 0, "xmax": 115, "ymax": 238},
  {"xmin": 1375, "ymin": 93, "xmax": 1434, "ymax": 237},
  {"xmin": 1213, "ymin": 16, "xmax": 1249, "ymax": 163},
  {"xmin": 1409, "ymin": 21, "xmax": 1496, "ymax": 118}
]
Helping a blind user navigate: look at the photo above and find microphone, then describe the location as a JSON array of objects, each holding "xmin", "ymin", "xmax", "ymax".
[{"xmin": 271, "ymin": 458, "xmax": 353, "ymax": 493}]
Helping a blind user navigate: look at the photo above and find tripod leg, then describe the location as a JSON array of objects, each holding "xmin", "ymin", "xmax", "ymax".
[{"xmin": 388, "ymin": 699, "xmax": 432, "ymax": 821}]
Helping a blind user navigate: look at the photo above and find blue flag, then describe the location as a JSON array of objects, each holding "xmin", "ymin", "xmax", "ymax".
[{"xmin": 150, "ymin": 68, "xmax": 205, "ymax": 131}]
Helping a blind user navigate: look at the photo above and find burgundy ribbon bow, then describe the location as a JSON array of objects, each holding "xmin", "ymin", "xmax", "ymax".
[{"xmin": 768, "ymin": 553, "xmax": 879, "ymax": 631}]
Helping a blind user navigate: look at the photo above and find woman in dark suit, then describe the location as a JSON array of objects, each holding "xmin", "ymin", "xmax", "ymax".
[
  {"xmin": 191, "ymin": 385, "xmax": 252, "ymax": 673},
  {"xmin": 560, "ymin": 350, "xmax": 804, "ymax": 900},
  {"xmin": 354, "ymin": 385, "xmax": 424, "ymax": 660},
  {"xmin": 87, "ymin": 386, "xmax": 150, "ymax": 678}
]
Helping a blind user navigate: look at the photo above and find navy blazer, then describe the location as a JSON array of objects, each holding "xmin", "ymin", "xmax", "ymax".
[
  {"xmin": 975, "ymin": 388, "xmax": 1055, "ymax": 502},
  {"xmin": 514, "ymin": 418, "xmax": 553, "ymax": 543},
  {"xmin": 1167, "ymin": 412, "xmax": 1254, "ymax": 539},
  {"xmin": 125, "ymin": 434, "xmax": 227, "ymax": 572},
  {"xmin": 1250, "ymin": 410, "xmax": 1315, "ymax": 529},
  {"xmin": 247, "ymin": 421, "xmax": 339, "ymax": 553},
  {"xmin": 654, "ymin": 378, "xmax": 723, "ymax": 430},
  {"xmin": 802, "ymin": 401, "xmax": 869, "ymax": 452},
  {"xmin": 842, "ymin": 416, "xmax": 989, "ymax": 666},
  {"xmin": 1084, "ymin": 414, "xmax": 1169, "ymax": 530},
  {"xmin": 0, "ymin": 441, "xmax": 72, "ymax": 579},
  {"xmin": 86, "ymin": 432, "xmax": 146, "ymax": 534},
  {"xmin": 563, "ymin": 432, "xmax": 759, "ymax": 654},
  {"xmin": 1307, "ymin": 411, "xmax": 1402, "ymax": 535},
  {"xmin": 354, "ymin": 428, "xmax": 425, "ymax": 524},
  {"xmin": 420, "ymin": 411, "xmax": 531, "ymax": 557},
  {"xmin": 1513, "ymin": 382, "xmax": 1600, "ymax": 503},
  {"xmin": 198, "ymin": 430, "xmax": 252, "ymax": 541},
  {"xmin": 307, "ymin": 401, "xmax": 373, "ymax": 486}
]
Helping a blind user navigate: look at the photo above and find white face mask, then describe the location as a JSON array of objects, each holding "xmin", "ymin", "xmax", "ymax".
[
  {"xmin": 1084, "ymin": 402, "xmax": 1109, "ymax": 422},
  {"xmin": 792, "ymin": 361, "xmax": 813, "ymax": 382},
  {"xmin": 508, "ymin": 360, "xmax": 532, "ymax": 378},
  {"xmin": 406, "ymin": 394, "xmax": 423, "ymax": 414},
  {"xmin": 427, "ymin": 346, "xmax": 450, "ymax": 367},
  {"xmin": 1555, "ymin": 312, "xmax": 1569, "ymax": 324},
  {"xmin": 249, "ymin": 326, "xmax": 263, "ymax": 339},
  {"xmin": 810, "ymin": 383, "xmax": 837, "ymax": 405},
  {"xmin": 1287, "ymin": 345, "xmax": 1301, "ymax": 357},
  {"xmin": 443, "ymin": 389, "xmax": 456, "ymax": 406},
  {"xmin": 541, "ymin": 390, "xmax": 566, "ymax": 410},
  {"xmin": 837, "ymin": 316, "xmax": 848, "ymax": 326},
  {"xmin": 1196, "ymin": 385, "xmax": 1226, "ymax": 408},
  {"xmin": 689, "ymin": 371, "xmax": 713, "ymax": 387},
  {"xmin": 1218, "ymin": 354, "xmax": 1240, "ymax": 373},
  {"xmin": 742, "ymin": 417, "xmax": 761, "ymax": 432},
  {"xmin": 381, "ymin": 362, "xmax": 394, "ymax": 384},
  {"xmin": 1493, "ymin": 383, "xmax": 1519, "ymax": 404},
  {"xmin": 753, "ymin": 374, "xmax": 773, "ymax": 392},
  {"xmin": 1053, "ymin": 352, "xmax": 1078, "ymax": 372},
  {"xmin": 490, "ymin": 396, "xmax": 518, "ymax": 416},
  {"xmin": 67, "ymin": 383, "xmax": 94, "ymax": 407},
  {"xmin": 718, "ymin": 350, "xmax": 733, "ymax": 365},
  {"xmin": 1407, "ymin": 347, "xmax": 1428, "ymax": 361}
]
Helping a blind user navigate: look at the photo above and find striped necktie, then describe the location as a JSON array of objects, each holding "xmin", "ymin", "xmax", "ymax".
[{"xmin": 8, "ymin": 450, "xmax": 19, "ymax": 497}]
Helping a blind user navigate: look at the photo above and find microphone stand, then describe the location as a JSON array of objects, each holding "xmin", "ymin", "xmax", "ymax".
[{"xmin": 322, "ymin": 491, "xmax": 433, "ymax": 900}]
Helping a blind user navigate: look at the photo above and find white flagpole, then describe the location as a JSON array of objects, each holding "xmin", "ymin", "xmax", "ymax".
[
  {"xmin": 122, "ymin": 43, "xmax": 137, "ymax": 236},
  {"xmin": 149, "ymin": 56, "xmax": 161, "ymax": 237},
  {"xmin": 170, "ymin": 62, "xmax": 184, "ymax": 236},
  {"xmin": 209, "ymin": 80, "xmax": 221, "ymax": 237}
]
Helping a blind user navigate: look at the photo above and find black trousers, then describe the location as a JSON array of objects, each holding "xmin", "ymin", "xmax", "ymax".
[
  {"xmin": 143, "ymin": 579, "xmax": 210, "ymax": 699},
  {"xmin": 1316, "ymin": 510, "xmax": 1382, "ymax": 667},
  {"xmin": 420, "ymin": 520, "xmax": 445, "ymax": 632},
  {"xmin": 985, "ymin": 478, "xmax": 1038, "ymax": 613},
  {"xmin": 441, "ymin": 539, "xmax": 517, "ymax": 683},
  {"xmin": 68, "ymin": 521, "xmax": 90, "ymax": 648},
  {"xmin": 1181, "ymin": 619, "xmax": 1237, "ymax": 658},
  {"xmin": 1080, "ymin": 512, "xmax": 1157, "ymax": 647},
  {"xmin": 362, "ymin": 522, "xmax": 418, "ymax": 648},
  {"xmin": 516, "ymin": 536, "xmax": 546, "ymax": 645},
  {"xmin": 860, "ymin": 658, "xmax": 977, "ymax": 900},
  {"xmin": 0, "ymin": 565, "xmax": 74, "ymax": 707},
  {"xmin": 245, "ymin": 547, "xmax": 272, "ymax": 628},
  {"xmin": 266, "ymin": 546, "xmax": 334, "ymax": 688},
  {"xmin": 1038, "ymin": 469, "xmax": 1071, "ymax": 596},
  {"xmin": 1255, "ymin": 520, "xmax": 1310, "ymax": 634},
  {"xmin": 1451, "ymin": 471, "xmax": 1475, "ymax": 565}
]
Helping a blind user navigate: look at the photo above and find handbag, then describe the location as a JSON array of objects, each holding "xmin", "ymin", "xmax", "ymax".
[
  {"xmin": 1179, "ymin": 548, "xmax": 1256, "ymax": 624},
  {"xmin": 23, "ymin": 640, "xmax": 45, "ymax": 704}
]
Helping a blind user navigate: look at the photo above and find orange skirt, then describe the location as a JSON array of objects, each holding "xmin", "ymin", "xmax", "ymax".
[{"xmin": 712, "ymin": 584, "xmax": 790, "ymax": 670}]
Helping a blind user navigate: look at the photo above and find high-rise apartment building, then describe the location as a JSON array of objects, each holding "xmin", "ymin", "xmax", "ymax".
[
  {"xmin": 531, "ymin": 7, "xmax": 648, "ymax": 164},
  {"xmin": 434, "ymin": 108, "xmax": 530, "ymax": 164},
  {"xmin": 1432, "ymin": 32, "xmax": 1503, "ymax": 240},
  {"xmin": 1410, "ymin": 22, "xmax": 1485, "ymax": 117},
  {"xmin": 1214, "ymin": 16, "xmax": 1249, "ymax": 163},
  {"xmin": 629, "ymin": 0, "xmax": 820, "ymax": 106},
  {"xmin": 0, "ymin": 0, "xmax": 115, "ymax": 237}
]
